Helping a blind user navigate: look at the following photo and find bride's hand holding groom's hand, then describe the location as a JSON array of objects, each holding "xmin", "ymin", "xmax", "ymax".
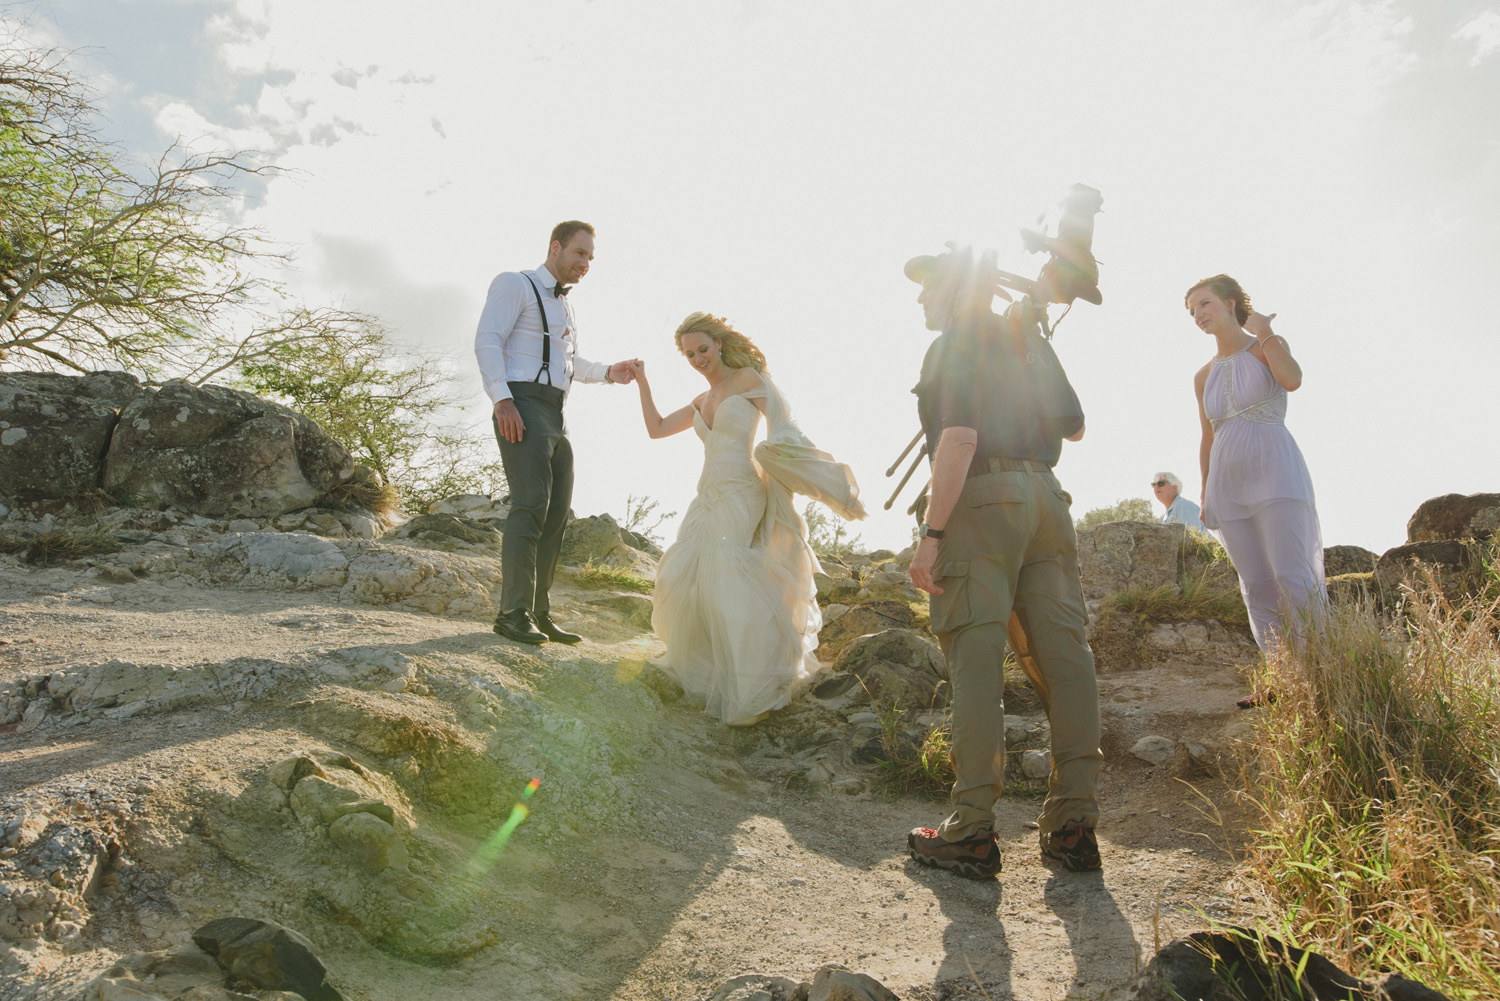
[
  {"xmin": 609, "ymin": 360, "xmax": 639, "ymax": 386},
  {"xmin": 625, "ymin": 359, "xmax": 648, "ymax": 387}
]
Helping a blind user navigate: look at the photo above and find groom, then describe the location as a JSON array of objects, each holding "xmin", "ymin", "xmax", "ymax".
[{"xmin": 474, "ymin": 220, "xmax": 637, "ymax": 645}]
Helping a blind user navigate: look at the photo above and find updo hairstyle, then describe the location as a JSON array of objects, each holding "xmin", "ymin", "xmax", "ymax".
[
  {"xmin": 1184, "ymin": 274, "xmax": 1252, "ymax": 325},
  {"xmin": 674, "ymin": 312, "xmax": 768, "ymax": 373}
]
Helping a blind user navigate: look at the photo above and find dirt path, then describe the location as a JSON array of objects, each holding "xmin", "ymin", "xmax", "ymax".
[{"xmin": 1, "ymin": 555, "xmax": 1269, "ymax": 1001}]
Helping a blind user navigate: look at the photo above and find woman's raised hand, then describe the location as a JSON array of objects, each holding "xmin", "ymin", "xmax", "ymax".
[
  {"xmin": 626, "ymin": 359, "xmax": 648, "ymax": 384},
  {"xmin": 1245, "ymin": 311, "xmax": 1278, "ymax": 342}
]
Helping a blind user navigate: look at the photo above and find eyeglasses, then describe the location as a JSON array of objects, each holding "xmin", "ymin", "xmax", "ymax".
[{"xmin": 1151, "ymin": 480, "xmax": 1169, "ymax": 488}]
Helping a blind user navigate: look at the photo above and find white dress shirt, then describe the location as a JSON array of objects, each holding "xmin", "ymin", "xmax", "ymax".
[{"xmin": 474, "ymin": 265, "xmax": 610, "ymax": 404}]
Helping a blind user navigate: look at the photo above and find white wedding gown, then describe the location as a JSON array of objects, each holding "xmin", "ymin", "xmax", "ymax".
[{"xmin": 652, "ymin": 377, "xmax": 864, "ymax": 725}]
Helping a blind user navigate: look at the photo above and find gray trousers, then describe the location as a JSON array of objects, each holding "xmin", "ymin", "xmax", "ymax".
[
  {"xmin": 929, "ymin": 465, "xmax": 1102, "ymax": 840},
  {"xmin": 495, "ymin": 382, "xmax": 572, "ymax": 616}
]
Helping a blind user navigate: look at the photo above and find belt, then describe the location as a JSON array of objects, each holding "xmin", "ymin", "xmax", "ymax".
[{"xmin": 968, "ymin": 456, "xmax": 1051, "ymax": 478}]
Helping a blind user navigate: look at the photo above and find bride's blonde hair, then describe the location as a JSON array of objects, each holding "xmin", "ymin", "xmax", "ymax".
[{"xmin": 674, "ymin": 312, "xmax": 768, "ymax": 373}]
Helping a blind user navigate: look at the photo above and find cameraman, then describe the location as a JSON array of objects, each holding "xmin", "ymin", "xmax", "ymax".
[{"xmin": 904, "ymin": 246, "xmax": 1103, "ymax": 878}]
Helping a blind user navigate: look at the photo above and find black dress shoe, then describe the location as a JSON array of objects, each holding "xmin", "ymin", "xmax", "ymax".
[
  {"xmin": 534, "ymin": 612, "xmax": 583, "ymax": 645},
  {"xmin": 493, "ymin": 608, "xmax": 547, "ymax": 645}
]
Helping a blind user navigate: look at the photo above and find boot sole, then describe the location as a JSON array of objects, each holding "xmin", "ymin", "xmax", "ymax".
[{"xmin": 908, "ymin": 847, "xmax": 1001, "ymax": 880}]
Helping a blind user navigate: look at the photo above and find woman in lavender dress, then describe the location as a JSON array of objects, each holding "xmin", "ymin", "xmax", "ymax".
[{"xmin": 1187, "ymin": 275, "xmax": 1326, "ymax": 700}]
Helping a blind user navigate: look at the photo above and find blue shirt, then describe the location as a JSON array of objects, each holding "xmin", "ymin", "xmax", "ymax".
[{"xmin": 1161, "ymin": 495, "xmax": 1206, "ymax": 533}]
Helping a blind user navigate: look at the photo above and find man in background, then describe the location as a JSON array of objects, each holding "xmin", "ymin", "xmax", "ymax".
[{"xmin": 1151, "ymin": 471, "xmax": 1206, "ymax": 533}]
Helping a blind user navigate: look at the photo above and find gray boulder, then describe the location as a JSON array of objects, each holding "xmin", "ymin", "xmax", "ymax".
[
  {"xmin": 562, "ymin": 512, "xmax": 625, "ymax": 563},
  {"xmin": 192, "ymin": 917, "xmax": 344, "ymax": 1001},
  {"xmin": 816, "ymin": 600, "xmax": 916, "ymax": 661},
  {"xmin": 103, "ymin": 380, "xmax": 354, "ymax": 517},
  {"xmin": 1127, "ymin": 928, "xmax": 1450, "ymax": 1001},
  {"xmin": 1407, "ymin": 492, "xmax": 1500, "ymax": 543},
  {"xmin": 1076, "ymin": 521, "xmax": 1186, "ymax": 602},
  {"xmin": 1323, "ymin": 544, "xmax": 1378, "ymax": 578},
  {"xmin": 328, "ymin": 811, "xmax": 409, "ymax": 873},
  {"xmin": 0, "ymin": 371, "xmax": 142, "ymax": 502},
  {"xmin": 1375, "ymin": 540, "xmax": 1485, "ymax": 606},
  {"xmin": 832, "ymin": 628, "xmax": 946, "ymax": 711}
]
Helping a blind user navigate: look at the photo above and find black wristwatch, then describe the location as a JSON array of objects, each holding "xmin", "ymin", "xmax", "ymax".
[{"xmin": 920, "ymin": 523, "xmax": 945, "ymax": 540}]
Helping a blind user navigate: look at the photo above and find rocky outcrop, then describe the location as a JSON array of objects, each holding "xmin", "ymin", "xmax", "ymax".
[
  {"xmin": 394, "ymin": 512, "xmax": 503, "ymax": 549},
  {"xmin": 1076, "ymin": 521, "xmax": 1188, "ymax": 601},
  {"xmin": 0, "ymin": 371, "xmax": 359, "ymax": 517},
  {"xmin": 816, "ymin": 599, "xmax": 916, "ymax": 662},
  {"xmin": 1406, "ymin": 492, "xmax": 1500, "ymax": 543},
  {"xmin": 104, "ymin": 380, "xmax": 354, "ymax": 517},
  {"xmin": 830, "ymin": 628, "xmax": 946, "ymax": 712},
  {"xmin": 0, "ymin": 371, "xmax": 142, "ymax": 502}
]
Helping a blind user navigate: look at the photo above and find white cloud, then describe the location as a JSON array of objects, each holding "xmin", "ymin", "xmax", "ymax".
[{"xmin": 1455, "ymin": 9, "xmax": 1500, "ymax": 65}]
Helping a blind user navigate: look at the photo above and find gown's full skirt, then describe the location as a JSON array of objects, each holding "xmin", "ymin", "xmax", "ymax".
[{"xmin": 651, "ymin": 392, "xmax": 825, "ymax": 725}]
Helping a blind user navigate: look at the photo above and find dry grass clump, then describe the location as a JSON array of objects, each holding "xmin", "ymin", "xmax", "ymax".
[
  {"xmin": 0, "ymin": 527, "xmax": 123, "ymax": 566},
  {"xmin": 570, "ymin": 560, "xmax": 654, "ymax": 593},
  {"xmin": 1240, "ymin": 570, "xmax": 1500, "ymax": 1000},
  {"xmin": 1114, "ymin": 573, "xmax": 1250, "ymax": 630},
  {"xmin": 325, "ymin": 478, "xmax": 400, "ymax": 519}
]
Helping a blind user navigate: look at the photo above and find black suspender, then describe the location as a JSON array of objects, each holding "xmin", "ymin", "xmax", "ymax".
[{"xmin": 521, "ymin": 274, "xmax": 555, "ymax": 385}]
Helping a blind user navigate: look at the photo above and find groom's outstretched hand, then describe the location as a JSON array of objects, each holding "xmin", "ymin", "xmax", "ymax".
[
  {"xmin": 493, "ymin": 398, "xmax": 525, "ymax": 444},
  {"xmin": 609, "ymin": 360, "xmax": 639, "ymax": 385}
]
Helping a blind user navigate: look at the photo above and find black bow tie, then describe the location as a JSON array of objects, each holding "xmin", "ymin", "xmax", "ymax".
[{"xmin": 553, "ymin": 283, "xmax": 571, "ymax": 297}]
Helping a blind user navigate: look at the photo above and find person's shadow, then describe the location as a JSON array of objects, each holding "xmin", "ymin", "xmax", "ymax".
[
  {"xmin": 1042, "ymin": 865, "xmax": 1139, "ymax": 998},
  {"xmin": 907, "ymin": 862, "xmax": 1014, "ymax": 1000}
]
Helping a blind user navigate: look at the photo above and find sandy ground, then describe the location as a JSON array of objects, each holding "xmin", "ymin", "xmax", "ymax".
[{"xmin": 0, "ymin": 550, "xmax": 1271, "ymax": 1001}]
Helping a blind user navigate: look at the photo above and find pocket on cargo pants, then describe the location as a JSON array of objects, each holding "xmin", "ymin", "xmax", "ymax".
[{"xmin": 928, "ymin": 561, "xmax": 972, "ymax": 636}]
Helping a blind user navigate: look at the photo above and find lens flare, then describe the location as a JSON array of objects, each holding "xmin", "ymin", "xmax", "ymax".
[{"xmin": 464, "ymin": 777, "xmax": 541, "ymax": 878}]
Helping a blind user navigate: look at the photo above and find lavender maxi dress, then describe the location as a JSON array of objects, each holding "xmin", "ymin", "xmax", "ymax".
[{"xmin": 1202, "ymin": 342, "xmax": 1327, "ymax": 651}]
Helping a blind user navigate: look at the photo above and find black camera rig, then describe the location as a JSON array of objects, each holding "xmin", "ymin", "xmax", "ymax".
[{"xmin": 884, "ymin": 184, "xmax": 1104, "ymax": 516}]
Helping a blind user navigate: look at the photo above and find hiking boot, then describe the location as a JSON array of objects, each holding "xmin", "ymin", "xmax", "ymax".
[
  {"xmin": 907, "ymin": 827, "xmax": 1001, "ymax": 880},
  {"xmin": 1040, "ymin": 822, "xmax": 1101, "ymax": 871}
]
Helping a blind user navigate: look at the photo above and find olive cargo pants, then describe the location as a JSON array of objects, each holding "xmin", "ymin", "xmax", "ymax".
[{"xmin": 929, "ymin": 465, "xmax": 1102, "ymax": 840}]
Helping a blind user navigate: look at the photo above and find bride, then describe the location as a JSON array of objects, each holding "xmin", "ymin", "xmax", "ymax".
[{"xmin": 626, "ymin": 312, "xmax": 865, "ymax": 725}]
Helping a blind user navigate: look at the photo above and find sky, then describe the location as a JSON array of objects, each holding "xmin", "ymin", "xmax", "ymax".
[{"xmin": 12, "ymin": 0, "xmax": 1500, "ymax": 554}]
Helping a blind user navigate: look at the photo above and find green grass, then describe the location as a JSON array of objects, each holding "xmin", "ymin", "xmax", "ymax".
[
  {"xmin": 0, "ymin": 527, "xmax": 123, "ymax": 566},
  {"xmin": 873, "ymin": 704, "xmax": 955, "ymax": 797},
  {"xmin": 570, "ymin": 559, "xmax": 654, "ymax": 593},
  {"xmin": 1238, "ymin": 573, "xmax": 1500, "ymax": 1000}
]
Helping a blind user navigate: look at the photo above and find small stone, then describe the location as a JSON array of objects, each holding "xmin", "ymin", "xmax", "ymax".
[
  {"xmin": 1132, "ymin": 735, "xmax": 1176, "ymax": 765},
  {"xmin": 1020, "ymin": 749, "xmax": 1051, "ymax": 779}
]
